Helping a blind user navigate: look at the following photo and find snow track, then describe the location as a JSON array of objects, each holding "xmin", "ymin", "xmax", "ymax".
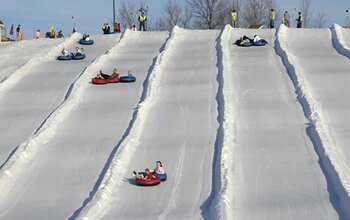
[
  {"xmin": 221, "ymin": 26, "xmax": 338, "ymax": 220},
  {"xmin": 0, "ymin": 30, "xmax": 168, "ymax": 220},
  {"xmin": 1, "ymin": 26, "xmax": 350, "ymax": 220},
  {"xmin": 0, "ymin": 34, "xmax": 119, "ymax": 211},
  {"xmin": 76, "ymin": 27, "xmax": 220, "ymax": 220},
  {"xmin": 0, "ymin": 38, "xmax": 64, "ymax": 83},
  {"xmin": 277, "ymin": 25, "xmax": 350, "ymax": 219},
  {"xmin": 0, "ymin": 34, "xmax": 118, "ymax": 166},
  {"xmin": 331, "ymin": 24, "xmax": 350, "ymax": 59}
]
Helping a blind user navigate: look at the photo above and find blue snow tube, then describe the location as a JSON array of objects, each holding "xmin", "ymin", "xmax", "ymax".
[
  {"xmin": 153, "ymin": 173, "xmax": 167, "ymax": 181},
  {"xmin": 57, "ymin": 55, "xmax": 72, "ymax": 61},
  {"xmin": 253, "ymin": 40, "xmax": 267, "ymax": 46},
  {"xmin": 72, "ymin": 54, "xmax": 86, "ymax": 60},
  {"xmin": 120, "ymin": 75, "xmax": 136, "ymax": 83},
  {"xmin": 79, "ymin": 39, "xmax": 94, "ymax": 45}
]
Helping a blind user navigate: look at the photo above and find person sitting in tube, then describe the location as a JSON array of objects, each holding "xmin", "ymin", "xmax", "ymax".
[
  {"xmin": 74, "ymin": 47, "xmax": 84, "ymax": 56},
  {"xmin": 253, "ymin": 35, "xmax": 268, "ymax": 44},
  {"xmin": 151, "ymin": 161, "xmax": 165, "ymax": 175},
  {"xmin": 61, "ymin": 47, "xmax": 69, "ymax": 56},
  {"xmin": 97, "ymin": 69, "xmax": 119, "ymax": 79},
  {"xmin": 133, "ymin": 169, "xmax": 156, "ymax": 180}
]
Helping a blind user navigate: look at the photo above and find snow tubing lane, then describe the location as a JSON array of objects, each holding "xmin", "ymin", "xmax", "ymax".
[
  {"xmin": 57, "ymin": 55, "xmax": 72, "ymax": 61},
  {"xmin": 120, "ymin": 76, "xmax": 136, "ymax": 83},
  {"xmin": 79, "ymin": 39, "xmax": 94, "ymax": 45},
  {"xmin": 135, "ymin": 177, "xmax": 161, "ymax": 186},
  {"xmin": 91, "ymin": 77, "xmax": 120, "ymax": 84},
  {"xmin": 154, "ymin": 173, "xmax": 167, "ymax": 181},
  {"xmin": 72, "ymin": 54, "xmax": 86, "ymax": 60}
]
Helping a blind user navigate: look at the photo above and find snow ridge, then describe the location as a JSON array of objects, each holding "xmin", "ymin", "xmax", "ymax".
[
  {"xmin": 212, "ymin": 25, "xmax": 236, "ymax": 220},
  {"xmin": 0, "ymin": 31, "xmax": 126, "ymax": 205},
  {"xmin": 331, "ymin": 24, "xmax": 350, "ymax": 60},
  {"xmin": 200, "ymin": 25, "xmax": 230, "ymax": 220},
  {"xmin": 0, "ymin": 33, "xmax": 81, "ymax": 98},
  {"xmin": 276, "ymin": 25, "xmax": 350, "ymax": 219},
  {"xmin": 74, "ymin": 28, "xmax": 178, "ymax": 220}
]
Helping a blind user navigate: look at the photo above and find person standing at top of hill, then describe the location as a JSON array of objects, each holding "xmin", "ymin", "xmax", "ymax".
[
  {"xmin": 138, "ymin": 12, "xmax": 147, "ymax": 31},
  {"xmin": 57, "ymin": 30, "xmax": 64, "ymax": 38},
  {"xmin": 231, "ymin": 9, "xmax": 238, "ymax": 28},
  {"xmin": 102, "ymin": 23, "xmax": 110, "ymax": 34},
  {"xmin": 36, "ymin": 29, "xmax": 41, "ymax": 39},
  {"xmin": 16, "ymin": 24, "xmax": 21, "ymax": 40},
  {"xmin": 269, "ymin": 9, "xmax": 276, "ymax": 28},
  {"xmin": 114, "ymin": 23, "xmax": 121, "ymax": 33},
  {"xmin": 282, "ymin": 11, "xmax": 290, "ymax": 27},
  {"xmin": 49, "ymin": 25, "xmax": 56, "ymax": 38},
  {"xmin": 297, "ymin": 12, "xmax": 302, "ymax": 28}
]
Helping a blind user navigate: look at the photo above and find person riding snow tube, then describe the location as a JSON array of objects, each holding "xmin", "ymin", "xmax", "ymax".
[
  {"xmin": 152, "ymin": 161, "xmax": 167, "ymax": 181},
  {"xmin": 133, "ymin": 169, "xmax": 161, "ymax": 186},
  {"xmin": 235, "ymin": 35, "xmax": 253, "ymax": 47},
  {"xmin": 79, "ymin": 38, "xmax": 94, "ymax": 45},
  {"xmin": 91, "ymin": 69, "xmax": 120, "ymax": 84},
  {"xmin": 252, "ymin": 35, "xmax": 268, "ymax": 46}
]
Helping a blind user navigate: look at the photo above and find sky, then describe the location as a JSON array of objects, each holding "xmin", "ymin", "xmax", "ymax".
[{"xmin": 1, "ymin": 0, "xmax": 349, "ymax": 39}]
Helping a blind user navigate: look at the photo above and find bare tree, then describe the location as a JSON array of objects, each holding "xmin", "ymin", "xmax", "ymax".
[
  {"xmin": 117, "ymin": 1, "xmax": 139, "ymax": 29},
  {"xmin": 300, "ymin": 0, "xmax": 313, "ymax": 28},
  {"xmin": 153, "ymin": 18, "xmax": 167, "ymax": 31},
  {"xmin": 187, "ymin": 0, "xmax": 227, "ymax": 29},
  {"xmin": 241, "ymin": 0, "xmax": 268, "ymax": 27},
  {"xmin": 162, "ymin": 0, "xmax": 182, "ymax": 31},
  {"xmin": 313, "ymin": 11, "xmax": 328, "ymax": 28},
  {"xmin": 180, "ymin": 2, "xmax": 193, "ymax": 29}
]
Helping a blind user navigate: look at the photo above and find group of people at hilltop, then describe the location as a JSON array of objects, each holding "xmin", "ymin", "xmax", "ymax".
[
  {"xmin": 230, "ymin": 9, "xmax": 303, "ymax": 28},
  {"xmin": 12, "ymin": 24, "xmax": 64, "ymax": 41},
  {"xmin": 102, "ymin": 10, "xmax": 147, "ymax": 34}
]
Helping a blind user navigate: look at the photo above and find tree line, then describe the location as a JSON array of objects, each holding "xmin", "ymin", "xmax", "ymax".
[{"xmin": 116, "ymin": 0, "xmax": 329, "ymax": 31}]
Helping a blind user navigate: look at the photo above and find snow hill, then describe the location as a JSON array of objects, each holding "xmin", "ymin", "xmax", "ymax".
[{"xmin": 0, "ymin": 24, "xmax": 349, "ymax": 220}]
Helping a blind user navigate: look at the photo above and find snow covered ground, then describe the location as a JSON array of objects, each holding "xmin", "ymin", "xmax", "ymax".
[
  {"xmin": 220, "ymin": 26, "xmax": 339, "ymax": 220},
  {"xmin": 0, "ymin": 34, "xmax": 118, "ymax": 166},
  {"xmin": 0, "ymin": 25, "xmax": 350, "ymax": 220}
]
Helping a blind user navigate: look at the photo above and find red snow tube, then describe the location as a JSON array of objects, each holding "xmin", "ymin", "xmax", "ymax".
[
  {"xmin": 91, "ymin": 77, "xmax": 120, "ymax": 84},
  {"xmin": 135, "ymin": 177, "xmax": 161, "ymax": 186},
  {"xmin": 107, "ymin": 77, "xmax": 120, "ymax": 83}
]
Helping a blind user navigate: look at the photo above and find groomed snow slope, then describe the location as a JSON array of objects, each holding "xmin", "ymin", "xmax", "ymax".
[
  {"xmin": 0, "ymin": 38, "xmax": 64, "ymax": 82},
  {"xmin": 0, "ymin": 31, "xmax": 168, "ymax": 220},
  {"xmin": 278, "ymin": 26, "xmax": 350, "ymax": 217},
  {"xmin": 222, "ymin": 27, "xmax": 338, "ymax": 220},
  {"xmin": 0, "ymin": 27, "xmax": 350, "ymax": 220},
  {"xmin": 0, "ymin": 34, "xmax": 118, "ymax": 166},
  {"xmin": 77, "ymin": 27, "xmax": 220, "ymax": 220}
]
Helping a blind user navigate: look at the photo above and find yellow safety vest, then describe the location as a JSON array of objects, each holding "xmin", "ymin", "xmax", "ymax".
[
  {"xmin": 269, "ymin": 11, "xmax": 276, "ymax": 20},
  {"xmin": 281, "ymin": 16, "xmax": 286, "ymax": 24},
  {"xmin": 139, "ymin": 15, "xmax": 147, "ymax": 23},
  {"xmin": 231, "ymin": 12, "xmax": 237, "ymax": 21}
]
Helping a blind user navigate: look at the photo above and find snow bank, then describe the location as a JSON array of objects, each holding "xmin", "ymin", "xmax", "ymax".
[
  {"xmin": 204, "ymin": 24, "xmax": 235, "ymax": 220},
  {"xmin": 276, "ymin": 24, "xmax": 350, "ymax": 216},
  {"xmin": 331, "ymin": 24, "xmax": 350, "ymax": 59},
  {"xmin": 0, "ymin": 31, "xmax": 126, "ymax": 203},
  {"xmin": 0, "ymin": 33, "xmax": 81, "ymax": 98},
  {"xmin": 74, "ymin": 28, "xmax": 178, "ymax": 220}
]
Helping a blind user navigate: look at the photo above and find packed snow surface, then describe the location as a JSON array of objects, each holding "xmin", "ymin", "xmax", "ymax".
[{"xmin": 0, "ymin": 25, "xmax": 350, "ymax": 220}]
